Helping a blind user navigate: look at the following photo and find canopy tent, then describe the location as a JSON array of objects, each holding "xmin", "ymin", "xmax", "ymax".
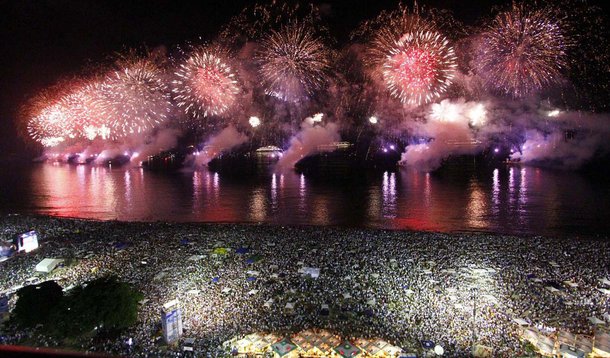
[
  {"xmin": 35, "ymin": 258, "xmax": 62, "ymax": 273},
  {"xmin": 299, "ymin": 267, "xmax": 320, "ymax": 279},
  {"xmin": 513, "ymin": 318, "xmax": 530, "ymax": 326},
  {"xmin": 271, "ymin": 338, "xmax": 298, "ymax": 357},
  {"xmin": 334, "ymin": 342, "xmax": 361, "ymax": 358},
  {"xmin": 264, "ymin": 299, "xmax": 274, "ymax": 308}
]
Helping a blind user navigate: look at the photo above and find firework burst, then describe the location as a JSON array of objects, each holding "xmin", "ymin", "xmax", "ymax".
[
  {"xmin": 24, "ymin": 83, "xmax": 82, "ymax": 147},
  {"xmin": 61, "ymin": 84, "xmax": 110, "ymax": 141},
  {"xmin": 98, "ymin": 58, "xmax": 170, "ymax": 140},
  {"xmin": 366, "ymin": 11, "xmax": 456, "ymax": 106},
  {"xmin": 382, "ymin": 31, "xmax": 457, "ymax": 105},
  {"xmin": 173, "ymin": 47, "xmax": 240, "ymax": 121},
  {"xmin": 474, "ymin": 3, "xmax": 569, "ymax": 97},
  {"xmin": 257, "ymin": 23, "xmax": 331, "ymax": 101},
  {"xmin": 27, "ymin": 102, "xmax": 71, "ymax": 147}
]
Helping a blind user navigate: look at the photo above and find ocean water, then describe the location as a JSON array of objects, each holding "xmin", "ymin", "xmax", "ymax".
[{"xmin": 0, "ymin": 162, "xmax": 608, "ymax": 237}]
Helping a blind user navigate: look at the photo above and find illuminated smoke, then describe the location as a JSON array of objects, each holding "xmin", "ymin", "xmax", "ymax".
[
  {"xmin": 276, "ymin": 114, "xmax": 340, "ymax": 171},
  {"xmin": 187, "ymin": 125, "xmax": 248, "ymax": 167},
  {"xmin": 400, "ymin": 99, "xmax": 487, "ymax": 171}
]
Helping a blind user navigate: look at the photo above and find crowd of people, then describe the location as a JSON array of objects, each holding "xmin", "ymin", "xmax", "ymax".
[{"xmin": 0, "ymin": 214, "xmax": 608, "ymax": 357}]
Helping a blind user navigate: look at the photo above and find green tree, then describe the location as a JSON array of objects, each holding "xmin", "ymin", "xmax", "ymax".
[
  {"xmin": 49, "ymin": 276, "xmax": 142, "ymax": 337},
  {"xmin": 13, "ymin": 281, "xmax": 63, "ymax": 328}
]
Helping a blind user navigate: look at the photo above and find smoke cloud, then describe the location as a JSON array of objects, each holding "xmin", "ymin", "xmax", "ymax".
[
  {"xmin": 275, "ymin": 114, "xmax": 341, "ymax": 171},
  {"xmin": 399, "ymin": 99, "xmax": 485, "ymax": 171},
  {"xmin": 397, "ymin": 97, "xmax": 610, "ymax": 171},
  {"xmin": 185, "ymin": 125, "xmax": 248, "ymax": 168},
  {"xmin": 511, "ymin": 113, "xmax": 610, "ymax": 169}
]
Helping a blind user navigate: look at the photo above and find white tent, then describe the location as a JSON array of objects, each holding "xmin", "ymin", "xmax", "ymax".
[
  {"xmin": 563, "ymin": 281, "xmax": 578, "ymax": 288},
  {"xmin": 597, "ymin": 288, "xmax": 610, "ymax": 295},
  {"xmin": 300, "ymin": 267, "xmax": 320, "ymax": 279},
  {"xmin": 35, "ymin": 258, "xmax": 62, "ymax": 273},
  {"xmin": 513, "ymin": 318, "xmax": 530, "ymax": 326},
  {"xmin": 263, "ymin": 299, "xmax": 274, "ymax": 308},
  {"xmin": 285, "ymin": 302, "xmax": 295, "ymax": 310},
  {"xmin": 589, "ymin": 317, "xmax": 605, "ymax": 325},
  {"xmin": 545, "ymin": 286, "xmax": 561, "ymax": 293}
]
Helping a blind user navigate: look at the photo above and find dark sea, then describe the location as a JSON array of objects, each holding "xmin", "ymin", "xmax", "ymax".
[{"xmin": 0, "ymin": 162, "xmax": 608, "ymax": 237}]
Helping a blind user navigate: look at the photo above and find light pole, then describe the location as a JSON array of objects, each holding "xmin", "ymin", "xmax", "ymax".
[{"xmin": 471, "ymin": 286, "xmax": 477, "ymax": 357}]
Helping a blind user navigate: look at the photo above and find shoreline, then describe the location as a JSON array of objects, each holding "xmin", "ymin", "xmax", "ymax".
[
  {"xmin": 2, "ymin": 212, "xmax": 608, "ymax": 242},
  {"xmin": 1, "ymin": 215, "xmax": 609, "ymax": 357}
]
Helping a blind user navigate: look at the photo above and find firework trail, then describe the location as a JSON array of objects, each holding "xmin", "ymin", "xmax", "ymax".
[
  {"xmin": 173, "ymin": 47, "xmax": 240, "ymax": 122},
  {"xmin": 98, "ymin": 58, "xmax": 171, "ymax": 140},
  {"xmin": 218, "ymin": 1, "xmax": 324, "ymax": 46},
  {"xmin": 257, "ymin": 23, "xmax": 331, "ymax": 101},
  {"xmin": 474, "ymin": 3, "xmax": 569, "ymax": 97}
]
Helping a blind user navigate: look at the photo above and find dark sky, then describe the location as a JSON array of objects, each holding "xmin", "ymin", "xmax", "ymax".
[{"xmin": 0, "ymin": 0, "xmax": 607, "ymax": 154}]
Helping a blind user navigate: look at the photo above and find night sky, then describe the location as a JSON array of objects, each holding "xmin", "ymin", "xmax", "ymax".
[{"xmin": 0, "ymin": 0, "xmax": 607, "ymax": 155}]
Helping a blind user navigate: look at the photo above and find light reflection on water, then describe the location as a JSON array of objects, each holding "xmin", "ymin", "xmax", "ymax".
[{"xmin": 0, "ymin": 163, "xmax": 608, "ymax": 236}]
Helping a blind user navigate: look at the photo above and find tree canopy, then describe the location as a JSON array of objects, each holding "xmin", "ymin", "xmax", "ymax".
[{"xmin": 12, "ymin": 276, "xmax": 142, "ymax": 339}]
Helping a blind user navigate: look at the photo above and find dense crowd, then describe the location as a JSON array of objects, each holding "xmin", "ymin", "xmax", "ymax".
[{"xmin": 0, "ymin": 214, "xmax": 609, "ymax": 357}]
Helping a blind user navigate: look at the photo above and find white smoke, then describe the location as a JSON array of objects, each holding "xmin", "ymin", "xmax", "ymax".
[
  {"xmin": 130, "ymin": 127, "xmax": 182, "ymax": 165},
  {"xmin": 399, "ymin": 99, "xmax": 486, "ymax": 171},
  {"xmin": 511, "ymin": 112, "xmax": 610, "ymax": 169},
  {"xmin": 40, "ymin": 127, "xmax": 183, "ymax": 166},
  {"xmin": 185, "ymin": 125, "xmax": 248, "ymax": 168},
  {"xmin": 399, "ymin": 98, "xmax": 610, "ymax": 171},
  {"xmin": 275, "ymin": 114, "xmax": 341, "ymax": 171}
]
